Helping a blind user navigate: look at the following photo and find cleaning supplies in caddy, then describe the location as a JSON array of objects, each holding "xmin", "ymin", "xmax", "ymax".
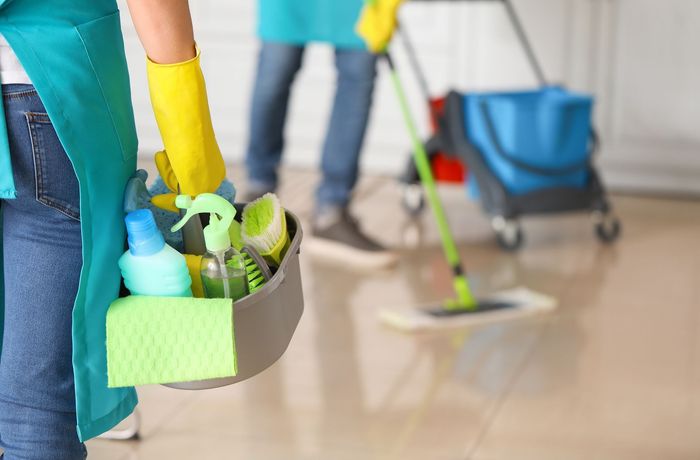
[
  {"xmin": 172, "ymin": 193, "xmax": 249, "ymax": 301},
  {"xmin": 119, "ymin": 209, "xmax": 193, "ymax": 297},
  {"xmin": 241, "ymin": 193, "xmax": 290, "ymax": 267}
]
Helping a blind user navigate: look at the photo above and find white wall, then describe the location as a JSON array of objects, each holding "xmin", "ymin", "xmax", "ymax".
[{"xmin": 119, "ymin": 0, "xmax": 700, "ymax": 195}]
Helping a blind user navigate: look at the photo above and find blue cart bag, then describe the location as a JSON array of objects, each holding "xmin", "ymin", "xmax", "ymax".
[{"xmin": 466, "ymin": 86, "xmax": 594, "ymax": 197}]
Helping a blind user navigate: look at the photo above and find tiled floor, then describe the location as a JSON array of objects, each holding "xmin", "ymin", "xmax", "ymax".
[{"xmin": 86, "ymin": 166, "xmax": 700, "ymax": 459}]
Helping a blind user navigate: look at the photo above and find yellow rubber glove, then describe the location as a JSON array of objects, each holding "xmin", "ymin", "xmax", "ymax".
[
  {"xmin": 147, "ymin": 47, "xmax": 225, "ymax": 200},
  {"xmin": 356, "ymin": 0, "xmax": 405, "ymax": 54},
  {"xmin": 150, "ymin": 150, "xmax": 181, "ymax": 213}
]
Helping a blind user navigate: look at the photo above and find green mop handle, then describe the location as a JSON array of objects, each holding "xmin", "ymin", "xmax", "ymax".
[{"xmin": 383, "ymin": 53, "xmax": 476, "ymax": 309}]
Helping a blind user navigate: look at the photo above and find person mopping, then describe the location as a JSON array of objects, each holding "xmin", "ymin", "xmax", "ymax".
[{"xmin": 244, "ymin": 0, "xmax": 404, "ymax": 269}]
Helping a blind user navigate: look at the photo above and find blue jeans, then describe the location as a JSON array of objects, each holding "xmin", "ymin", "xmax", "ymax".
[
  {"xmin": 245, "ymin": 42, "xmax": 377, "ymax": 210},
  {"xmin": 0, "ymin": 85, "xmax": 86, "ymax": 459}
]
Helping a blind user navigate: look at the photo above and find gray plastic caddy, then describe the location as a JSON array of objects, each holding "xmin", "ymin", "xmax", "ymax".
[{"xmin": 164, "ymin": 209, "xmax": 304, "ymax": 390}]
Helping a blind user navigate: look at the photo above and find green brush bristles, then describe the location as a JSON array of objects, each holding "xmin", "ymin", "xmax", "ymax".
[
  {"xmin": 241, "ymin": 246, "xmax": 272, "ymax": 294},
  {"xmin": 244, "ymin": 254, "xmax": 264, "ymax": 294},
  {"xmin": 241, "ymin": 193, "xmax": 285, "ymax": 256}
]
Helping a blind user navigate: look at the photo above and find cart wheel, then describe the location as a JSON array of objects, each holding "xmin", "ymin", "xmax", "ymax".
[
  {"xmin": 402, "ymin": 184, "xmax": 425, "ymax": 216},
  {"xmin": 492, "ymin": 217, "xmax": 524, "ymax": 251},
  {"xmin": 594, "ymin": 213, "xmax": 621, "ymax": 243}
]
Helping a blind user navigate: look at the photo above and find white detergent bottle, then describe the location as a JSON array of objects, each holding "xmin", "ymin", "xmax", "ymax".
[{"xmin": 119, "ymin": 209, "xmax": 193, "ymax": 297}]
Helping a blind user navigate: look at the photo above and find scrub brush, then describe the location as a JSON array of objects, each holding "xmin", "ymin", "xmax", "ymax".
[
  {"xmin": 230, "ymin": 220, "xmax": 272, "ymax": 294},
  {"xmin": 241, "ymin": 193, "xmax": 290, "ymax": 267},
  {"xmin": 241, "ymin": 246, "xmax": 272, "ymax": 294}
]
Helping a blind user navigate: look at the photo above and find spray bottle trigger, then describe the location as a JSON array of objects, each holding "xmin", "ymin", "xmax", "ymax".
[
  {"xmin": 176, "ymin": 195, "xmax": 193, "ymax": 209},
  {"xmin": 170, "ymin": 193, "xmax": 238, "ymax": 239},
  {"xmin": 171, "ymin": 195, "xmax": 198, "ymax": 233}
]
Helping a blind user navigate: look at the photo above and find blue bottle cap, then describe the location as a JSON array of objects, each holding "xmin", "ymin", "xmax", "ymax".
[{"xmin": 125, "ymin": 209, "xmax": 165, "ymax": 256}]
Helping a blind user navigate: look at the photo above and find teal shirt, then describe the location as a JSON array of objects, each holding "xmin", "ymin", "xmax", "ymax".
[
  {"xmin": 0, "ymin": 0, "xmax": 138, "ymax": 441},
  {"xmin": 258, "ymin": 0, "xmax": 366, "ymax": 49}
]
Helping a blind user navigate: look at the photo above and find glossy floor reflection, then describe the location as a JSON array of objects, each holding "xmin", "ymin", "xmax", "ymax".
[{"xmin": 88, "ymin": 166, "xmax": 700, "ymax": 459}]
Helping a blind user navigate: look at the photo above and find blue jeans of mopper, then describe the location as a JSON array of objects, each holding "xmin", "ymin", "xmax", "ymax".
[
  {"xmin": 246, "ymin": 42, "xmax": 378, "ymax": 210},
  {"xmin": 0, "ymin": 85, "xmax": 86, "ymax": 459}
]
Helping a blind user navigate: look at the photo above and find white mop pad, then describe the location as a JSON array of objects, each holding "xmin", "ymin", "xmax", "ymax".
[{"xmin": 379, "ymin": 287, "xmax": 557, "ymax": 332}]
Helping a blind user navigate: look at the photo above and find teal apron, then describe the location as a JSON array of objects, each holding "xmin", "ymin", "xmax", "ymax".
[
  {"xmin": 259, "ymin": 0, "xmax": 366, "ymax": 49},
  {"xmin": 0, "ymin": 0, "xmax": 138, "ymax": 441}
]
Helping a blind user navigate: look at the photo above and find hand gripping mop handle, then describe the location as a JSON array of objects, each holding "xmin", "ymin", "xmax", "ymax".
[{"xmin": 383, "ymin": 52, "xmax": 476, "ymax": 310}]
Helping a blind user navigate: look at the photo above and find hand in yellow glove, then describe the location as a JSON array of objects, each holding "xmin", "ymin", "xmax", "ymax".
[
  {"xmin": 150, "ymin": 150, "xmax": 182, "ymax": 212},
  {"xmin": 147, "ymin": 46, "xmax": 225, "ymax": 205},
  {"xmin": 356, "ymin": 0, "xmax": 405, "ymax": 54}
]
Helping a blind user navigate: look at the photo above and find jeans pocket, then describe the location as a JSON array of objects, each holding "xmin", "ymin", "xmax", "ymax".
[{"xmin": 26, "ymin": 112, "xmax": 81, "ymax": 221}]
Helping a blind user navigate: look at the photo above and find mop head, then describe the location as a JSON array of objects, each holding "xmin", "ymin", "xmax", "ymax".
[{"xmin": 379, "ymin": 287, "xmax": 557, "ymax": 332}]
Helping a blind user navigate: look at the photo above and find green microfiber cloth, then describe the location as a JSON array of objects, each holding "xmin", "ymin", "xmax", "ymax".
[{"xmin": 106, "ymin": 296, "xmax": 237, "ymax": 388}]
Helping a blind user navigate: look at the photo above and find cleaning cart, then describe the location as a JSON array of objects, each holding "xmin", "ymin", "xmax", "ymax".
[{"xmin": 398, "ymin": 0, "xmax": 621, "ymax": 251}]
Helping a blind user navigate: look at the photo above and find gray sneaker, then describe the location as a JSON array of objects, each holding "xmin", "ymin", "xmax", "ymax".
[{"xmin": 308, "ymin": 208, "xmax": 399, "ymax": 269}]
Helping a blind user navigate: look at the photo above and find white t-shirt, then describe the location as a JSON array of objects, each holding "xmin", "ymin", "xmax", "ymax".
[{"xmin": 0, "ymin": 36, "xmax": 31, "ymax": 84}]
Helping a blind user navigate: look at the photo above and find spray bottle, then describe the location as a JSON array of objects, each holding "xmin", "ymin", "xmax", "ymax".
[{"xmin": 172, "ymin": 193, "xmax": 249, "ymax": 300}]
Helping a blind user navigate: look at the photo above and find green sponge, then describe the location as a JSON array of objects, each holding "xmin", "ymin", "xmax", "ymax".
[{"xmin": 106, "ymin": 296, "xmax": 237, "ymax": 388}]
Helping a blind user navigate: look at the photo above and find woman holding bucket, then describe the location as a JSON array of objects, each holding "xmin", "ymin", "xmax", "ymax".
[{"xmin": 0, "ymin": 0, "xmax": 223, "ymax": 457}]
